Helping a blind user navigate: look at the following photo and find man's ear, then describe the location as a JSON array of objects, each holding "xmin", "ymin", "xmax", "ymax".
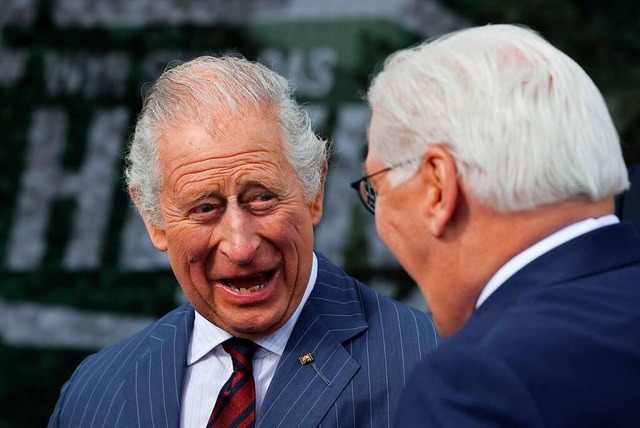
[
  {"xmin": 308, "ymin": 161, "xmax": 327, "ymax": 226},
  {"xmin": 143, "ymin": 218, "xmax": 168, "ymax": 252},
  {"xmin": 130, "ymin": 188, "xmax": 168, "ymax": 252},
  {"xmin": 419, "ymin": 146, "xmax": 459, "ymax": 237}
]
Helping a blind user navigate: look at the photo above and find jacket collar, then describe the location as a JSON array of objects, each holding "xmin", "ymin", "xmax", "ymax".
[{"xmin": 465, "ymin": 222, "xmax": 640, "ymax": 338}]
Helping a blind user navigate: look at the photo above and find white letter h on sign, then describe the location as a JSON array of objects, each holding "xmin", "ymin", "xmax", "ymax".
[{"xmin": 6, "ymin": 107, "xmax": 128, "ymax": 270}]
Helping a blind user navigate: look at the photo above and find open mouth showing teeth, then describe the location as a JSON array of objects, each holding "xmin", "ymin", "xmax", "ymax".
[{"xmin": 220, "ymin": 270, "xmax": 275, "ymax": 294}]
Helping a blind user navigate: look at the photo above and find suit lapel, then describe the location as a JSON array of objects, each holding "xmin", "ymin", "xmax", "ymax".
[
  {"xmin": 124, "ymin": 304, "xmax": 194, "ymax": 427},
  {"xmin": 257, "ymin": 254, "xmax": 369, "ymax": 427}
]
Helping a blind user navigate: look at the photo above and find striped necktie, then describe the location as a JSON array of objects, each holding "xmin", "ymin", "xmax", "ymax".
[{"xmin": 207, "ymin": 337, "xmax": 258, "ymax": 428}]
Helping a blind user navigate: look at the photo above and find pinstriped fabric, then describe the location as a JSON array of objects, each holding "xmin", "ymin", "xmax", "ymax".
[
  {"xmin": 312, "ymin": 289, "xmax": 437, "ymax": 428},
  {"xmin": 256, "ymin": 253, "xmax": 439, "ymax": 427},
  {"xmin": 47, "ymin": 253, "xmax": 439, "ymax": 427},
  {"xmin": 48, "ymin": 307, "xmax": 194, "ymax": 427}
]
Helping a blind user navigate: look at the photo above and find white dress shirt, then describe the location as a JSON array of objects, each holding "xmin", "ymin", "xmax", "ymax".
[
  {"xmin": 475, "ymin": 215, "xmax": 619, "ymax": 308},
  {"xmin": 180, "ymin": 253, "xmax": 318, "ymax": 428}
]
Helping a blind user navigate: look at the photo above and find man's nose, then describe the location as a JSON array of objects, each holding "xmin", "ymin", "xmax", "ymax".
[{"xmin": 217, "ymin": 205, "xmax": 260, "ymax": 265}]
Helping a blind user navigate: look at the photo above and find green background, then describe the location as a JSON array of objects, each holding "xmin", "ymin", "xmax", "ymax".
[{"xmin": 1, "ymin": 1, "xmax": 638, "ymax": 426}]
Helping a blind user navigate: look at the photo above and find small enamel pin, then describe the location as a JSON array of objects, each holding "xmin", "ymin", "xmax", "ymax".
[{"xmin": 299, "ymin": 353, "xmax": 314, "ymax": 366}]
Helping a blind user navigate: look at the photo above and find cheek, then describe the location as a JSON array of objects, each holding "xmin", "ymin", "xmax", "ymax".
[
  {"xmin": 374, "ymin": 208, "xmax": 397, "ymax": 244},
  {"xmin": 271, "ymin": 207, "xmax": 314, "ymax": 245},
  {"xmin": 375, "ymin": 208, "xmax": 411, "ymax": 259},
  {"xmin": 264, "ymin": 210, "xmax": 315, "ymax": 286},
  {"xmin": 165, "ymin": 225, "xmax": 214, "ymax": 273},
  {"xmin": 167, "ymin": 225, "xmax": 208, "ymax": 251}
]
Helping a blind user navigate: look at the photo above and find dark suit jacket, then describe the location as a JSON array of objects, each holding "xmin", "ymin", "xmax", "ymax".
[
  {"xmin": 395, "ymin": 222, "xmax": 640, "ymax": 427},
  {"xmin": 48, "ymin": 253, "xmax": 438, "ymax": 427},
  {"xmin": 615, "ymin": 164, "xmax": 640, "ymax": 230}
]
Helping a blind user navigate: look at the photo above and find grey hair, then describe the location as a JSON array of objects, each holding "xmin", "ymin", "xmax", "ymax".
[
  {"xmin": 367, "ymin": 24, "xmax": 629, "ymax": 212},
  {"xmin": 125, "ymin": 56, "xmax": 328, "ymax": 226}
]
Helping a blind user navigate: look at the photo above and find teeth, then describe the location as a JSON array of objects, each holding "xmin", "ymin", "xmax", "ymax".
[
  {"xmin": 227, "ymin": 283, "xmax": 266, "ymax": 294},
  {"xmin": 224, "ymin": 273, "xmax": 270, "ymax": 293}
]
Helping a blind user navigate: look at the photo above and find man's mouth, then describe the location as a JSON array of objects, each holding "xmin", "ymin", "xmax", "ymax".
[{"xmin": 219, "ymin": 270, "xmax": 275, "ymax": 294}]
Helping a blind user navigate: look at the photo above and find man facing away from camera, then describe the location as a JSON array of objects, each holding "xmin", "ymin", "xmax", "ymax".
[
  {"xmin": 47, "ymin": 56, "xmax": 438, "ymax": 427},
  {"xmin": 353, "ymin": 23, "xmax": 640, "ymax": 426}
]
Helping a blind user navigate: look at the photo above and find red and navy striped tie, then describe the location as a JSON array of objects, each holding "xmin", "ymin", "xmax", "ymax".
[{"xmin": 207, "ymin": 338, "xmax": 258, "ymax": 428}]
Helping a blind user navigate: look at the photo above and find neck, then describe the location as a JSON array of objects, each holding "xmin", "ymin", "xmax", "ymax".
[{"xmin": 427, "ymin": 196, "xmax": 614, "ymax": 338}]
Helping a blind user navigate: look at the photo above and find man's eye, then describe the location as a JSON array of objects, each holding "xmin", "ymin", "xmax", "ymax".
[
  {"xmin": 194, "ymin": 203, "xmax": 217, "ymax": 214},
  {"xmin": 246, "ymin": 193, "xmax": 278, "ymax": 212},
  {"xmin": 258, "ymin": 193, "xmax": 274, "ymax": 202},
  {"xmin": 196, "ymin": 204, "xmax": 213, "ymax": 213}
]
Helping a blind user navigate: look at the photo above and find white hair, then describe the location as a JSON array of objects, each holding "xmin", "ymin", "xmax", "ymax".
[
  {"xmin": 367, "ymin": 24, "xmax": 629, "ymax": 212},
  {"xmin": 125, "ymin": 56, "xmax": 328, "ymax": 226}
]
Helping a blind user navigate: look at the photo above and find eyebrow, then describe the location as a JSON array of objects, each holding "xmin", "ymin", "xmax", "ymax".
[{"xmin": 175, "ymin": 177, "xmax": 288, "ymax": 207}]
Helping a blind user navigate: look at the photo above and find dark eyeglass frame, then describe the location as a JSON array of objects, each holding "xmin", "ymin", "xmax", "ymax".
[{"xmin": 349, "ymin": 158, "xmax": 420, "ymax": 214}]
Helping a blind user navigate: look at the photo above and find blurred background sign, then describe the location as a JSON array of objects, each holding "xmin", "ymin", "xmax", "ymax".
[{"xmin": 0, "ymin": 0, "xmax": 638, "ymax": 425}]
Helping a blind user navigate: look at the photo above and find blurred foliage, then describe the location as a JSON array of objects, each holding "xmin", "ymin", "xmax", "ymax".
[{"xmin": 440, "ymin": 0, "xmax": 640, "ymax": 165}]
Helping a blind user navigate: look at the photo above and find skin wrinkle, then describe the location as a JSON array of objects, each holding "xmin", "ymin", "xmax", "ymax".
[
  {"xmin": 160, "ymin": 129, "xmax": 287, "ymax": 216},
  {"xmin": 167, "ymin": 149, "xmax": 279, "ymax": 194},
  {"xmin": 128, "ymin": 58, "xmax": 328, "ymax": 230},
  {"xmin": 145, "ymin": 105, "xmax": 324, "ymax": 339},
  {"xmin": 167, "ymin": 170, "xmax": 288, "ymax": 215}
]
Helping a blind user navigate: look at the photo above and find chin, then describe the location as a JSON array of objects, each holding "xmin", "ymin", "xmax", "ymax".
[{"xmin": 227, "ymin": 313, "xmax": 285, "ymax": 337}]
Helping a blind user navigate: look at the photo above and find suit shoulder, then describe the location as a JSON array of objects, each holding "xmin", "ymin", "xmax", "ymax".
[
  {"xmin": 49, "ymin": 305, "xmax": 192, "ymax": 426},
  {"xmin": 354, "ymin": 278, "xmax": 439, "ymax": 350},
  {"xmin": 314, "ymin": 253, "xmax": 440, "ymax": 349},
  {"xmin": 356, "ymin": 280, "xmax": 428, "ymax": 321},
  {"xmin": 442, "ymin": 276, "xmax": 640, "ymax": 426},
  {"xmin": 358, "ymin": 282, "xmax": 441, "ymax": 350},
  {"xmin": 59, "ymin": 303, "xmax": 192, "ymax": 395},
  {"xmin": 84, "ymin": 304, "xmax": 192, "ymax": 363},
  {"xmin": 316, "ymin": 254, "xmax": 432, "ymax": 323}
]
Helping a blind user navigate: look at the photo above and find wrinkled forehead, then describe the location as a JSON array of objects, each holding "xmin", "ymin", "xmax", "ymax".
[
  {"xmin": 154, "ymin": 108, "xmax": 291, "ymax": 196},
  {"xmin": 158, "ymin": 106, "xmax": 283, "ymax": 155},
  {"xmin": 156, "ymin": 95, "xmax": 280, "ymax": 141}
]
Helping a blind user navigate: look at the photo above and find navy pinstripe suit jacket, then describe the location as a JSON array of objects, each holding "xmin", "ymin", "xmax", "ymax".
[{"xmin": 48, "ymin": 253, "xmax": 439, "ymax": 427}]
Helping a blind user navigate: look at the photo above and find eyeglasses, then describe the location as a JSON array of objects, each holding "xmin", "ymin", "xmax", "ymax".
[{"xmin": 349, "ymin": 158, "xmax": 419, "ymax": 215}]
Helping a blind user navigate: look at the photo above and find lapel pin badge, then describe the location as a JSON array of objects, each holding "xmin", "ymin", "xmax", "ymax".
[{"xmin": 299, "ymin": 353, "xmax": 314, "ymax": 366}]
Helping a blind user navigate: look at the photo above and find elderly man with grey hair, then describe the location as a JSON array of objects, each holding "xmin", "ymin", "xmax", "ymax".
[
  {"xmin": 47, "ymin": 56, "xmax": 438, "ymax": 428},
  {"xmin": 352, "ymin": 24, "xmax": 640, "ymax": 426}
]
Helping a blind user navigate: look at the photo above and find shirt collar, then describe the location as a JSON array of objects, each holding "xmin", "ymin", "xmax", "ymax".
[
  {"xmin": 475, "ymin": 215, "xmax": 619, "ymax": 309},
  {"xmin": 187, "ymin": 252, "xmax": 318, "ymax": 365}
]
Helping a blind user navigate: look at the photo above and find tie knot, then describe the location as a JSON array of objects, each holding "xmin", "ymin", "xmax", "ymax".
[{"xmin": 222, "ymin": 337, "xmax": 257, "ymax": 372}]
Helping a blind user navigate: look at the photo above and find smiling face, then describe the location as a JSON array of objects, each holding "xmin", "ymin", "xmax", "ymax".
[{"xmin": 143, "ymin": 107, "xmax": 324, "ymax": 339}]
